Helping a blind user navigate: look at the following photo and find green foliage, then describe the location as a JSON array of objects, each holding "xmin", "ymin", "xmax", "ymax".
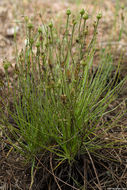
[{"xmin": 1, "ymin": 10, "xmax": 126, "ymax": 164}]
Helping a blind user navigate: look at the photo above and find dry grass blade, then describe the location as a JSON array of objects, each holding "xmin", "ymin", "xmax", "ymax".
[
  {"xmin": 83, "ymin": 158, "xmax": 87, "ymax": 190},
  {"xmin": 86, "ymin": 148, "xmax": 102, "ymax": 190},
  {"xmin": 50, "ymin": 153, "xmax": 62, "ymax": 190},
  {"xmin": 35, "ymin": 156, "xmax": 80, "ymax": 190}
]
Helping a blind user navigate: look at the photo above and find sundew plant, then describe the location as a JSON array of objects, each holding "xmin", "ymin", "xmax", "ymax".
[{"xmin": 1, "ymin": 9, "xmax": 126, "ymax": 164}]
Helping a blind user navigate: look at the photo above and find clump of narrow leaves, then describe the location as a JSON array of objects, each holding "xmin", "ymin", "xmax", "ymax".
[{"xmin": 0, "ymin": 9, "xmax": 126, "ymax": 186}]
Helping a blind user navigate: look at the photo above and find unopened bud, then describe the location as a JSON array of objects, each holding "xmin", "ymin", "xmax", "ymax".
[
  {"xmin": 93, "ymin": 21, "xmax": 97, "ymax": 28},
  {"xmin": 66, "ymin": 9, "xmax": 71, "ymax": 16},
  {"xmin": 72, "ymin": 19, "xmax": 77, "ymax": 25},
  {"xmin": 80, "ymin": 9, "xmax": 85, "ymax": 16},
  {"xmin": 48, "ymin": 22, "xmax": 53, "ymax": 29},
  {"xmin": 36, "ymin": 42, "xmax": 40, "ymax": 48},
  {"xmin": 96, "ymin": 12, "xmax": 102, "ymax": 20},
  {"xmin": 83, "ymin": 11, "xmax": 89, "ymax": 20},
  {"xmin": 38, "ymin": 27, "xmax": 42, "ymax": 33},
  {"xmin": 27, "ymin": 23, "xmax": 33, "ymax": 29}
]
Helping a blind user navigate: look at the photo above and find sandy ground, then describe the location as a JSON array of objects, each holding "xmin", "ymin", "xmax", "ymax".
[{"xmin": 0, "ymin": 0, "xmax": 126, "ymax": 65}]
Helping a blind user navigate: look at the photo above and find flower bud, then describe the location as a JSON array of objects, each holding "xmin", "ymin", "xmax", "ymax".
[
  {"xmin": 71, "ymin": 88, "xmax": 75, "ymax": 96},
  {"xmin": 84, "ymin": 26, "xmax": 88, "ymax": 35},
  {"xmin": 3, "ymin": 62, "xmax": 11, "ymax": 71},
  {"xmin": 38, "ymin": 27, "xmax": 42, "ymax": 33},
  {"xmin": 66, "ymin": 9, "xmax": 71, "ymax": 16},
  {"xmin": 36, "ymin": 42, "xmax": 40, "ymax": 48},
  {"xmin": 27, "ymin": 23, "xmax": 33, "ymax": 29},
  {"xmin": 96, "ymin": 12, "xmax": 102, "ymax": 20},
  {"xmin": 48, "ymin": 22, "xmax": 53, "ymax": 29},
  {"xmin": 80, "ymin": 9, "xmax": 85, "ymax": 16},
  {"xmin": 121, "ymin": 4, "xmax": 125, "ymax": 10},
  {"xmin": 83, "ymin": 11, "xmax": 89, "ymax": 20},
  {"xmin": 24, "ymin": 16, "xmax": 29, "ymax": 23},
  {"xmin": 61, "ymin": 94, "xmax": 67, "ymax": 104},
  {"xmin": 93, "ymin": 21, "xmax": 97, "ymax": 28},
  {"xmin": 72, "ymin": 18, "xmax": 77, "ymax": 25},
  {"xmin": 80, "ymin": 60, "xmax": 86, "ymax": 66},
  {"xmin": 121, "ymin": 13, "xmax": 124, "ymax": 21},
  {"xmin": 30, "ymin": 38, "xmax": 34, "ymax": 45}
]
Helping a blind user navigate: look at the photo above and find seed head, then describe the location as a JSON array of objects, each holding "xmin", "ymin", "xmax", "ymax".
[
  {"xmin": 57, "ymin": 79, "xmax": 61, "ymax": 88},
  {"xmin": 83, "ymin": 11, "xmax": 89, "ymax": 20},
  {"xmin": 66, "ymin": 9, "xmax": 71, "ymax": 16},
  {"xmin": 36, "ymin": 42, "xmax": 40, "ymax": 48},
  {"xmin": 67, "ymin": 69, "xmax": 71, "ymax": 83},
  {"xmin": 71, "ymin": 88, "xmax": 75, "ymax": 96},
  {"xmin": 38, "ymin": 27, "xmax": 42, "ymax": 33},
  {"xmin": 61, "ymin": 94, "xmax": 67, "ymax": 104},
  {"xmin": 121, "ymin": 13, "xmax": 124, "ymax": 21},
  {"xmin": 80, "ymin": 8, "xmax": 85, "ymax": 16},
  {"xmin": 96, "ymin": 12, "xmax": 102, "ymax": 20},
  {"xmin": 27, "ymin": 23, "xmax": 33, "ymax": 29},
  {"xmin": 84, "ymin": 26, "xmax": 88, "ymax": 35},
  {"xmin": 72, "ymin": 18, "xmax": 77, "ymax": 25},
  {"xmin": 80, "ymin": 60, "xmax": 86, "ymax": 66},
  {"xmin": 3, "ymin": 62, "xmax": 11, "ymax": 71},
  {"xmin": 93, "ymin": 21, "xmax": 97, "ymax": 28},
  {"xmin": 24, "ymin": 16, "xmax": 29, "ymax": 23},
  {"xmin": 48, "ymin": 22, "xmax": 53, "ymax": 29},
  {"xmin": 49, "ymin": 80, "xmax": 55, "ymax": 88},
  {"xmin": 121, "ymin": 4, "xmax": 125, "ymax": 10},
  {"xmin": 30, "ymin": 38, "xmax": 34, "ymax": 45}
]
